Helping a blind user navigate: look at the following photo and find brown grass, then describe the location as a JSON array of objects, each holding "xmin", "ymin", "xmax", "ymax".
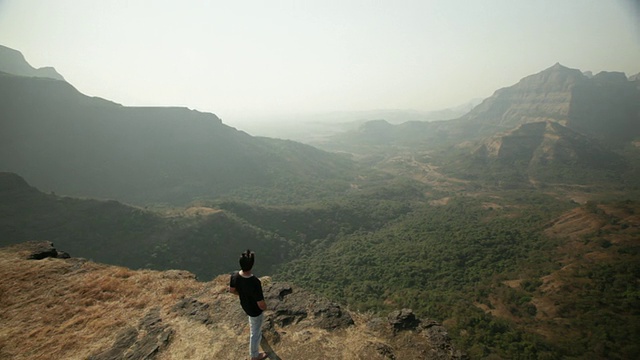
[{"xmin": 0, "ymin": 244, "xmax": 207, "ymax": 360}]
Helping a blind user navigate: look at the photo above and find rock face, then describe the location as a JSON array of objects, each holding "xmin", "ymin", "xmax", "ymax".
[
  {"xmin": 462, "ymin": 63, "xmax": 640, "ymax": 143},
  {"xmin": 475, "ymin": 121, "xmax": 624, "ymax": 169},
  {"xmin": 463, "ymin": 63, "xmax": 584, "ymax": 129},
  {"xmin": 89, "ymin": 308, "xmax": 174, "ymax": 360},
  {"xmin": 22, "ymin": 241, "xmax": 70, "ymax": 260},
  {"xmin": 259, "ymin": 283, "xmax": 466, "ymax": 359},
  {"xmin": 172, "ymin": 297, "xmax": 212, "ymax": 325},
  {"xmin": 468, "ymin": 120, "xmax": 628, "ymax": 185},
  {"xmin": 388, "ymin": 308, "xmax": 421, "ymax": 331},
  {"xmin": 385, "ymin": 308, "xmax": 468, "ymax": 360},
  {"xmin": 262, "ymin": 282, "xmax": 354, "ymax": 331}
]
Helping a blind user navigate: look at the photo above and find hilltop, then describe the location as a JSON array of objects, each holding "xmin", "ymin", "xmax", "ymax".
[{"xmin": 0, "ymin": 241, "xmax": 465, "ymax": 360}]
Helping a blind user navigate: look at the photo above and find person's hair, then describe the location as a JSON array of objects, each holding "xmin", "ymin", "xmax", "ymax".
[{"xmin": 239, "ymin": 249, "xmax": 255, "ymax": 272}]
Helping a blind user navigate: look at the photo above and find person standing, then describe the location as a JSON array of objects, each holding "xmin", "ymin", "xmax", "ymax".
[{"xmin": 229, "ymin": 249, "xmax": 268, "ymax": 360}]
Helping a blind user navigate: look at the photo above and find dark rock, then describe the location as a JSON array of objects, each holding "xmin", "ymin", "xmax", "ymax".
[
  {"xmin": 263, "ymin": 282, "xmax": 353, "ymax": 330},
  {"xmin": 421, "ymin": 321, "xmax": 470, "ymax": 360},
  {"xmin": 265, "ymin": 283, "xmax": 293, "ymax": 301},
  {"xmin": 311, "ymin": 299, "xmax": 354, "ymax": 330},
  {"xmin": 264, "ymin": 283, "xmax": 308, "ymax": 327},
  {"xmin": 388, "ymin": 308, "xmax": 420, "ymax": 332},
  {"xmin": 88, "ymin": 326, "xmax": 138, "ymax": 360},
  {"xmin": 89, "ymin": 308, "xmax": 173, "ymax": 360},
  {"xmin": 172, "ymin": 297, "xmax": 212, "ymax": 325},
  {"xmin": 261, "ymin": 317, "xmax": 282, "ymax": 344},
  {"xmin": 24, "ymin": 241, "xmax": 60, "ymax": 260}
]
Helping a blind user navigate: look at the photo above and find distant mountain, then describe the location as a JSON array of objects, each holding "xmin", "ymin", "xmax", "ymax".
[
  {"xmin": 0, "ymin": 45, "xmax": 65, "ymax": 80},
  {"xmin": 0, "ymin": 72, "xmax": 357, "ymax": 204},
  {"xmin": 233, "ymin": 104, "xmax": 479, "ymax": 146},
  {"xmin": 461, "ymin": 63, "xmax": 640, "ymax": 143},
  {"xmin": 322, "ymin": 63, "xmax": 640, "ymax": 154}
]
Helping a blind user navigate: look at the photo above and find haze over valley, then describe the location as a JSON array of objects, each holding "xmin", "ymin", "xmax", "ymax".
[{"xmin": 1, "ymin": 2, "xmax": 640, "ymax": 359}]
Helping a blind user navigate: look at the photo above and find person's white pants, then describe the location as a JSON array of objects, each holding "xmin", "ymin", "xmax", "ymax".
[{"xmin": 249, "ymin": 313, "xmax": 264, "ymax": 358}]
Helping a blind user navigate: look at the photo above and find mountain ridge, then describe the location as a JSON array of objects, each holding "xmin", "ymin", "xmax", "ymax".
[
  {"xmin": 0, "ymin": 45, "xmax": 65, "ymax": 80},
  {"xmin": 0, "ymin": 71, "xmax": 359, "ymax": 205}
]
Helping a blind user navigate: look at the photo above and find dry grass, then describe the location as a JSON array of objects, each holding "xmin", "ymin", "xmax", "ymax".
[{"xmin": 0, "ymin": 244, "xmax": 206, "ymax": 360}]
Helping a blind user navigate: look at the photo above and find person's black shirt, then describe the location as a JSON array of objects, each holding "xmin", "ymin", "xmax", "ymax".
[{"xmin": 230, "ymin": 271, "xmax": 264, "ymax": 317}]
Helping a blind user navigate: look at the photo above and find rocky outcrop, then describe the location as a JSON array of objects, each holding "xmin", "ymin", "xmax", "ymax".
[
  {"xmin": 89, "ymin": 308, "xmax": 174, "ymax": 360},
  {"xmin": 386, "ymin": 309, "xmax": 468, "ymax": 360},
  {"xmin": 388, "ymin": 308, "xmax": 421, "ymax": 332},
  {"xmin": 261, "ymin": 281, "xmax": 466, "ymax": 359},
  {"xmin": 22, "ymin": 241, "xmax": 70, "ymax": 260},
  {"xmin": 262, "ymin": 282, "xmax": 354, "ymax": 331},
  {"xmin": 172, "ymin": 297, "xmax": 212, "ymax": 325}
]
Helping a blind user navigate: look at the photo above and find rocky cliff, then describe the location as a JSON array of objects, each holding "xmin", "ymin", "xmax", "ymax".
[
  {"xmin": 462, "ymin": 63, "xmax": 640, "ymax": 143},
  {"xmin": 0, "ymin": 242, "xmax": 466, "ymax": 360}
]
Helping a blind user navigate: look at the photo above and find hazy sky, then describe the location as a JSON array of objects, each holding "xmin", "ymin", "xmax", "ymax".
[{"xmin": 1, "ymin": 0, "xmax": 639, "ymax": 124}]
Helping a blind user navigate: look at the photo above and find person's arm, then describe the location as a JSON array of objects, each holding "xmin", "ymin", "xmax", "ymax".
[
  {"xmin": 257, "ymin": 299, "xmax": 267, "ymax": 311},
  {"xmin": 229, "ymin": 273, "xmax": 239, "ymax": 296}
]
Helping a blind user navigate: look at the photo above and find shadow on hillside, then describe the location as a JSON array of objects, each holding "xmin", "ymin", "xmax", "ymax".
[{"xmin": 261, "ymin": 337, "xmax": 281, "ymax": 360}]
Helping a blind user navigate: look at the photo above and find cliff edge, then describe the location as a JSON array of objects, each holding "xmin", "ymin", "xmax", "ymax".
[{"xmin": 0, "ymin": 242, "xmax": 466, "ymax": 360}]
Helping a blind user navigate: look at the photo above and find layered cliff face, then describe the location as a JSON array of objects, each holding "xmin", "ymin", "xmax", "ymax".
[
  {"xmin": 464, "ymin": 63, "xmax": 585, "ymax": 129},
  {"xmin": 476, "ymin": 121, "xmax": 618, "ymax": 166},
  {"xmin": 471, "ymin": 120, "xmax": 627, "ymax": 184},
  {"xmin": 463, "ymin": 63, "xmax": 640, "ymax": 144}
]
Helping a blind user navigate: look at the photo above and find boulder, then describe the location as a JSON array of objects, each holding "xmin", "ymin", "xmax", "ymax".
[
  {"xmin": 23, "ymin": 241, "xmax": 69, "ymax": 260},
  {"xmin": 388, "ymin": 308, "xmax": 420, "ymax": 332}
]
